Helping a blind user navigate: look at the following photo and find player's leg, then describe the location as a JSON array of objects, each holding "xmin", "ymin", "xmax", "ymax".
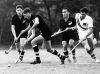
[
  {"xmin": 44, "ymin": 40, "xmax": 65, "ymax": 64},
  {"xmin": 69, "ymin": 31, "xmax": 79, "ymax": 63},
  {"xmin": 69, "ymin": 39, "xmax": 77, "ymax": 63},
  {"xmin": 81, "ymin": 38, "xmax": 100, "ymax": 62},
  {"xmin": 18, "ymin": 38, "xmax": 26, "ymax": 62},
  {"xmin": 62, "ymin": 41, "xmax": 71, "ymax": 63},
  {"xmin": 93, "ymin": 28, "xmax": 99, "ymax": 46},
  {"xmin": 41, "ymin": 40, "xmax": 45, "ymax": 49},
  {"xmin": 30, "ymin": 35, "xmax": 44, "ymax": 64},
  {"xmin": 87, "ymin": 38, "xmax": 100, "ymax": 62},
  {"xmin": 15, "ymin": 42, "xmax": 21, "ymax": 54}
]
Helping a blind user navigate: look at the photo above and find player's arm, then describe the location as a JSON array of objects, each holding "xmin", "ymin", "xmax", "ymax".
[
  {"xmin": 29, "ymin": 17, "xmax": 39, "ymax": 32},
  {"xmin": 20, "ymin": 23, "xmax": 31, "ymax": 34},
  {"xmin": 53, "ymin": 28, "xmax": 62, "ymax": 35},
  {"xmin": 11, "ymin": 25, "xmax": 17, "ymax": 39},
  {"xmin": 70, "ymin": 17, "xmax": 77, "ymax": 30},
  {"xmin": 27, "ymin": 29, "xmax": 35, "ymax": 42}
]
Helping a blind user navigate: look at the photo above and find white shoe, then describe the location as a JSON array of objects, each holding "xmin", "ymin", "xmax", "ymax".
[
  {"xmin": 15, "ymin": 59, "xmax": 23, "ymax": 63},
  {"xmin": 95, "ymin": 58, "xmax": 100, "ymax": 63},
  {"xmin": 15, "ymin": 56, "xmax": 23, "ymax": 63}
]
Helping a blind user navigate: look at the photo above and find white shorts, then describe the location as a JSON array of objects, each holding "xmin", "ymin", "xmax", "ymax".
[{"xmin": 78, "ymin": 30, "xmax": 93, "ymax": 40}]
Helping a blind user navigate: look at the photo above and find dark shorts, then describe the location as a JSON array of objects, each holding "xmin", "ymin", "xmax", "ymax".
[
  {"xmin": 62, "ymin": 30, "xmax": 79, "ymax": 43},
  {"xmin": 16, "ymin": 32, "xmax": 28, "ymax": 43},
  {"xmin": 41, "ymin": 33, "xmax": 51, "ymax": 41}
]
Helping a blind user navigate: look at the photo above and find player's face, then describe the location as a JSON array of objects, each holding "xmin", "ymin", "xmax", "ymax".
[
  {"xmin": 80, "ymin": 12, "xmax": 86, "ymax": 18},
  {"xmin": 16, "ymin": 8, "xmax": 23, "ymax": 16},
  {"xmin": 23, "ymin": 13, "xmax": 31, "ymax": 19},
  {"xmin": 62, "ymin": 9, "xmax": 70, "ymax": 18}
]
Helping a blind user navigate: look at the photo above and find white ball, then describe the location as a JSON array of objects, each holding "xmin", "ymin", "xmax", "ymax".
[{"xmin": 8, "ymin": 64, "xmax": 11, "ymax": 67}]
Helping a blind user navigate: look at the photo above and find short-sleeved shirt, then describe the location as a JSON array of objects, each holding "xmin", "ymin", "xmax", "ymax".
[
  {"xmin": 59, "ymin": 17, "xmax": 78, "ymax": 42},
  {"xmin": 11, "ymin": 14, "xmax": 28, "ymax": 37},
  {"xmin": 29, "ymin": 15, "xmax": 52, "ymax": 41},
  {"xmin": 75, "ymin": 13, "xmax": 93, "ymax": 31},
  {"xmin": 75, "ymin": 13, "xmax": 93, "ymax": 39},
  {"xmin": 60, "ymin": 17, "xmax": 76, "ymax": 36}
]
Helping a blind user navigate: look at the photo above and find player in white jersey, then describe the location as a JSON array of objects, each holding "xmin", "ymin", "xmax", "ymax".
[{"xmin": 75, "ymin": 7, "xmax": 100, "ymax": 63}]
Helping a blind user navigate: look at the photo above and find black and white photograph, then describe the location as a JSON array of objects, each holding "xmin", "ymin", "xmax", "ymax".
[{"xmin": 0, "ymin": 0, "xmax": 100, "ymax": 74}]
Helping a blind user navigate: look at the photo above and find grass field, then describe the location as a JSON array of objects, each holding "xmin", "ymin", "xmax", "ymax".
[{"xmin": 0, "ymin": 46, "xmax": 100, "ymax": 74}]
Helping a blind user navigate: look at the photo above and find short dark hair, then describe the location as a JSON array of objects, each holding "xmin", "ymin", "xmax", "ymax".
[
  {"xmin": 16, "ymin": 5, "xmax": 23, "ymax": 9},
  {"xmin": 62, "ymin": 7, "xmax": 70, "ymax": 12},
  {"xmin": 80, "ymin": 7, "xmax": 88, "ymax": 13},
  {"xmin": 23, "ymin": 8, "xmax": 31, "ymax": 14}
]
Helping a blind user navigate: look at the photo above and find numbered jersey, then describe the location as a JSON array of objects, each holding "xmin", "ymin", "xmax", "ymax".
[{"xmin": 75, "ymin": 13, "xmax": 93, "ymax": 39}]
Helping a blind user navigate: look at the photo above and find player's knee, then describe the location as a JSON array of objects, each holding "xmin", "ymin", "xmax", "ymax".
[
  {"xmin": 62, "ymin": 41, "xmax": 67, "ymax": 47},
  {"xmin": 20, "ymin": 43, "xmax": 25, "ymax": 48},
  {"xmin": 84, "ymin": 45, "xmax": 90, "ymax": 50},
  {"xmin": 21, "ymin": 44, "xmax": 24, "ymax": 47},
  {"xmin": 93, "ymin": 38, "xmax": 97, "ymax": 45},
  {"xmin": 31, "ymin": 40, "xmax": 36, "ymax": 46},
  {"xmin": 69, "ymin": 39, "xmax": 74, "ymax": 46}
]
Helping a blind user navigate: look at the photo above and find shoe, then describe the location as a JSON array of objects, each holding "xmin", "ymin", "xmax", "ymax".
[
  {"xmin": 15, "ymin": 56, "xmax": 23, "ymax": 63},
  {"xmin": 95, "ymin": 58, "xmax": 100, "ymax": 63},
  {"xmin": 73, "ymin": 56, "xmax": 77, "ymax": 63},
  {"xmin": 60, "ymin": 55, "xmax": 66, "ymax": 64},
  {"xmin": 30, "ymin": 59, "xmax": 41, "ymax": 64}
]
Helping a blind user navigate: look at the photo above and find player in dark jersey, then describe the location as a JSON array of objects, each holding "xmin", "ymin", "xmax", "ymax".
[
  {"xmin": 11, "ymin": 5, "xmax": 28, "ymax": 63},
  {"xmin": 54, "ymin": 7, "xmax": 79, "ymax": 63},
  {"xmin": 22, "ymin": 8, "xmax": 65, "ymax": 64}
]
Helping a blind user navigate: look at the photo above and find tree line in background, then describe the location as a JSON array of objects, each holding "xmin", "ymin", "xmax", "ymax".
[{"xmin": 0, "ymin": 0, "xmax": 100, "ymax": 45}]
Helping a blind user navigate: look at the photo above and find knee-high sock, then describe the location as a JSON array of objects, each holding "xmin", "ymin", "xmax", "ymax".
[
  {"xmin": 52, "ymin": 50, "xmax": 62, "ymax": 58},
  {"xmin": 70, "ymin": 46, "xmax": 75, "ymax": 55},
  {"xmin": 87, "ymin": 49, "xmax": 96, "ymax": 59},
  {"xmin": 32, "ymin": 45, "xmax": 40, "ymax": 60}
]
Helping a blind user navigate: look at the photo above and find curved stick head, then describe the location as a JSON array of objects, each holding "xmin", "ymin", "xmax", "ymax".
[{"xmin": 5, "ymin": 51, "xmax": 9, "ymax": 54}]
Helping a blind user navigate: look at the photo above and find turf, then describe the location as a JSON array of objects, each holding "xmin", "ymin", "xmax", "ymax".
[{"xmin": 0, "ymin": 46, "xmax": 100, "ymax": 74}]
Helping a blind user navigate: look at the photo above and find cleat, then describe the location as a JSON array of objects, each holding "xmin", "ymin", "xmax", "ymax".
[
  {"xmin": 30, "ymin": 60, "xmax": 41, "ymax": 64},
  {"xmin": 15, "ymin": 56, "xmax": 23, "ymax": 63},
  {"xmin": 60, "ymin": 55, "xmax": 66, "ymax": 64},
  {"xmin": 15, "ymin": 59, "xmax": 23, "ymax": 63},
  {"xmin": 95, "ymin": 58, "xmax": 100, "ymax": 63}
]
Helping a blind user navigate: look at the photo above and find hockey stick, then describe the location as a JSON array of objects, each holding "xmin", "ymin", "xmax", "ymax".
[
  {"xmin": 68, "ymin": 39, "xmax": 83, "ymax": 54},
  {"xmin": 5, "ymin": 31, "xmax": 24, "ymax": 54},
  {"xmin": 5, "ymin": 41, "xmax": 15, "ymax": 54},
  {"xmin": 51, "ymin": 28, "xmax": 70, "ymax": 37}
]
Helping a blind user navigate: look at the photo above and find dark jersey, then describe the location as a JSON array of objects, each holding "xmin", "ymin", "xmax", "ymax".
[
  {"xmin": 11, "ymin": 14, "xmax": 28, "ymax": 37},
  {"xmin": 29, "ymin": 15, "xmax": 52, "ymax": 40},
  {"xmin": 60, "ymin": 17, "xmax": 76, "ymax": 35},
  {"xmin": 60, "ymin": 17, "xmax": 76, "ymax": 31},
  {"xmin": 60, "ymin": 17, "xmax": 78, "ymax": 42}
]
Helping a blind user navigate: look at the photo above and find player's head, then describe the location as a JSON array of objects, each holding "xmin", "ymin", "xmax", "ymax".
[
  {"xmin": 16, "ymin": 5, "xmax": 23, "ymax": 16},
  {"xmin": 23, "ymin": 8, "xmax": 31, "ymax": 19},
  {"xmin": 80, "ymin": 7, "xmax": 88, "ymax": 17},
  {"xmin": 62, "ymin": 7, "xmax": 70, "ymax": 19}
]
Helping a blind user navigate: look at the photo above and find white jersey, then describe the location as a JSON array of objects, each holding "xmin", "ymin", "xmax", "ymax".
[{"xmin": 75, "ymin": 13, "xmax": 93, "ymax": 39}]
